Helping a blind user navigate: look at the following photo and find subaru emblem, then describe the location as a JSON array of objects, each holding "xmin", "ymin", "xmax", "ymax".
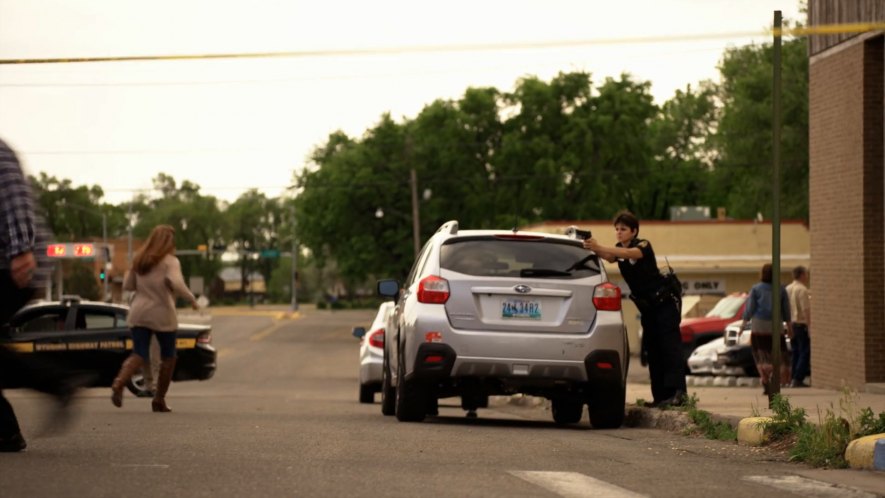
[{"xmin": 514, "ymin": 284, "xmax": 531, "ymax": 294}]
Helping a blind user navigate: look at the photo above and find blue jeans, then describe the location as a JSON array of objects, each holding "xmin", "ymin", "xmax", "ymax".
[
  {"xmin": 791, "ymin": 324, "xmax": 811, "ymax": 383},
  {"xmin": 131, "ymin": 327, "xmax": 177, "ymax": 360}
]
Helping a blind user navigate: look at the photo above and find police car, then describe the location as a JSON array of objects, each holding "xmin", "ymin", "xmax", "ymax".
[{"xmin": 0, "ymin": 296, "xmax": 216, "ymax": 394}]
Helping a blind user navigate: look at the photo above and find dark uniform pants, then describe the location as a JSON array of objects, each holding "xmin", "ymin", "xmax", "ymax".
[
  {"xmin": 791, "ymin": 324, "xmax": 811, "ymax": 383},
  {"xmin": 640, "ymin": 296, "xmax": 687, "ymax": 403}
]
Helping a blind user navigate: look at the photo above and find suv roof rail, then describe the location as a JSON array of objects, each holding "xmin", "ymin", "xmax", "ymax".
[
  {"xmin": 61, "ymin": 295, "xmax": 82, "ymax": 306},
  {"xmin": 437, "ymin": 220, "xmax": 459, "ymax": 235}
]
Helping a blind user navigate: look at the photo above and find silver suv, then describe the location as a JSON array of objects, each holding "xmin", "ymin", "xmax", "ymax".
[{"xmin": 377, "ymin": 221, "xmax": 628, "ymax": 428}]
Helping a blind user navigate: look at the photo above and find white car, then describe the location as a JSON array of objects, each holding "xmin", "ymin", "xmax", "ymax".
[{"xmin": 353, "ymin": 301, "xmax": 395, "ymax": 403}]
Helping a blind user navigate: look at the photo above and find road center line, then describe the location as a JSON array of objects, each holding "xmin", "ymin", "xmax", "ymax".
[
  {"xmin": 250, "ymin": 321, "xmax": 286, "ymax": 342},
  {"xmin": 743, "ymin": 476, "xmax": 879, "ymax": 498},
  {"xmin": 509, "ymin": 471, "xmax": 648, "ymax": 498}
]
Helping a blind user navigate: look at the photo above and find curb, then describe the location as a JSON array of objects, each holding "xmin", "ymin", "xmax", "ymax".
[
  {"xmin": 737, "ymin": 416, "xmax": 771, "ymax": 446},
  {"xmin": 685, "ymin": 375, "xmax": 760, "ymax": 387},
  {"xmin": 845, "ymin": 433, "xmax": 885, "ymax": 470}
]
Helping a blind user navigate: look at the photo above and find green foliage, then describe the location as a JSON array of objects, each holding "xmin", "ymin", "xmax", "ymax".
[
  {"xmin": 64, "ymin": 261, "xmax": 100, "ymax": 301},
  {"xmin": 791, "ymin": 407, "xmax": 850, "ymax": 468},
  {"xmin": 763, "ymin": 393, "xmax": 808, "ymax": 440},
  {"xmin": 707, "ymin": 37, "xmax": 808, "ymax": 220},
  {"xmin": 680, "ymin": 393, "xmax": 737, "ymax": 441}
]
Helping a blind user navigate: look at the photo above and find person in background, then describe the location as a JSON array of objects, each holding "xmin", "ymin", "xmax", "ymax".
[
  {"xmin": 740, "ymin": 263, "xmax": 792, "ymax": 396},
  {"xmin": 0, "ymin": 137, "xmax": 84, "ymax": 452},
  {"xmin": 111, "ymin": 224, "xmax": 198, "ymax": 412},
  {"xmin": 585, "ymin": 210, "xmax": 687, "ymax": 408},
  {"xmin": 786, "ymin": 265, "xmax": 811, "ymax": 388}
]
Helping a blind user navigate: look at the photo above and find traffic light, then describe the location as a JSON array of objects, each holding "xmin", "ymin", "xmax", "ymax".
[{"xmin": 99, "ymin": 269, "xmax": 106, "ymax": 282}]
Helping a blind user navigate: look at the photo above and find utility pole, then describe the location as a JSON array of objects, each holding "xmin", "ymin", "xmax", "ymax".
[
  {"xmin": 102, "ymin": 212, "xmax": 108, "ymax": 301},
  {"xmin": 291, "ymin": 203, "xmax": 298, "ymax": 311},
  {"xmin": 770, "ymin": 10, "xmax": 783, "ymax": 400}
]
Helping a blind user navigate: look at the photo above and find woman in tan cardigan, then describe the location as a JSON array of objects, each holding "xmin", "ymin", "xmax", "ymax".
[{"xmin": 111, "ymin": 225, "xmax": 198, "ymax": 412}]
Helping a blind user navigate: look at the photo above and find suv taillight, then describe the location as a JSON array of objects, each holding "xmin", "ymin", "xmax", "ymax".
[
  {"xmin": 417, "ymin": 275, "xmax": 450, "ymax": 304},
  {"xmin": 593, "ymin": 282, "xmax": 622, "ymax": 311},
  {"xmin": 368, "ymin": 329, "xmax": 385, "ymax": 348}
]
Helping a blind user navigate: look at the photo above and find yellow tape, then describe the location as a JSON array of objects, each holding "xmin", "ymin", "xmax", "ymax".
[{"xmin": 1, "ymin": 23, "xmax": 882, "ymax": 65}]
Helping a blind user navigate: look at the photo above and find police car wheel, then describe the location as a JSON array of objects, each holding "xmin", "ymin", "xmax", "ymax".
[{"xmin": 127, "ymin": 373, "xmax": 147, "ymax": 395}]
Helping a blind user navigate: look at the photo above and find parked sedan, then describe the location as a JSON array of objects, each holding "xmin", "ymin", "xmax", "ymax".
[
  {"xmin": 0, "ymin": 296, "xmax": 216, "ymax": 393},
  {"xmin": 352, "ymin": 301, "xmax": 394, "ymax": 403},
  {"xmin": 716, "ymin": 319, "xmax": 790, "ymax": 377}
]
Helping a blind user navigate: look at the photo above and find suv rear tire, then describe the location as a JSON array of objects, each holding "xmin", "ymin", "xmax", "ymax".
[
  {"xmin": 587, "ymin": 383, "xmax": 626, "ymax": 429},
  {"xmin": 552, "ymin": 398, "xmax": 583, "ymax": 424},
  {"xmin": 395, "ymin": 354, "xmax": 426, "ymax": 422},
  {"xmin": 359, "ymin": 384, "xmax": 374, "ymax": 404},
  {"xmin": 380, "ymin": 352, "xmax": 396, "ymax": 416}
]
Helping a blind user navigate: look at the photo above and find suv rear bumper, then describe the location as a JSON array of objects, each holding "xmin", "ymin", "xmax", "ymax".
[{"xmin": 407, "ymin": 343, "xmax": 625, "ymax": 390}]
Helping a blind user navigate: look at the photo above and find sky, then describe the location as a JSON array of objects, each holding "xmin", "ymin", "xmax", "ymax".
[{"xmin": 0, "ymin": 0, "xmax": 804, "ymax": 205}]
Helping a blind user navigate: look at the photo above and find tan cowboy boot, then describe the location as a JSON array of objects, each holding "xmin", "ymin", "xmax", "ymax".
[
  {"xmin": 111, "ymin": 354, "xmax": 144, "ymax": 408},
  {"xmin": 152, "ymin": 357, "xmax": 177, "ymax": 412}
]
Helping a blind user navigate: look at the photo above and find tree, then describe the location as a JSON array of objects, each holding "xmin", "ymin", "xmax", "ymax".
[
  {"xmin": 708, "ymin": 37, "xmax": 808, "ymax": 220},
  {"xmin": 134, "ymin": 174, "xmax": 225, "ymax": 288}
]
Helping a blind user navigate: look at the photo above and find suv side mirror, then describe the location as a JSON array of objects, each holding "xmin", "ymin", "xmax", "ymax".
[
  {"xmin": 352, "ymin": 326, "xmax": 366, "ymax": 339},
  {"xmin": 377, "ymin": 279, "xmax": 400, "ymax": 299}
]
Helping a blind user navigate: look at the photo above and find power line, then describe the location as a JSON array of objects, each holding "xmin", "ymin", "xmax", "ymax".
[{"xmin": 2, "ymin": 23, "xmax": 881, "ymax": 66}]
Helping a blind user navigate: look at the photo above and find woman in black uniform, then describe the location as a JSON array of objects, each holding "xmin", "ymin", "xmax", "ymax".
[{"xmin": 585, "ymin": 211, "xmax": 687, "ymax": 408}]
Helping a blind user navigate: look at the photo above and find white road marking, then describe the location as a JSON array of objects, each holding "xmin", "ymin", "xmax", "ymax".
[
  {"xmin": 743, "ymin": 475, "xmax": 879, "ymax": 498},
  {"xmin": 509, "ymin": 471, "xmax": 648, "ymax": 498}
]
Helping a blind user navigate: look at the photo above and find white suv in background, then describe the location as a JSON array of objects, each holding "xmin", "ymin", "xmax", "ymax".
[{"xmin": 378, "ymin": 221, "xmax": 628, "ymax": 428}]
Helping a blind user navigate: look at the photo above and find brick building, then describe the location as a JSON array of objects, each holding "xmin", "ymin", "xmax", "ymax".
[{"xmin": 809, "ymin": 1, "xmax": 884, "ymax": 390}]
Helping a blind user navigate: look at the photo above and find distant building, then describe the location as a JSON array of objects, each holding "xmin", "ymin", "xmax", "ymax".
[{"xmin": 211, "ymin": 267, "xmax": 267, "ymax": 299}]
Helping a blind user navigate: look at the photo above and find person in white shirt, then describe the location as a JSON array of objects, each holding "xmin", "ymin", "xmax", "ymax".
[{"xmin": 786, "ymin": 266, "xmax": 811, "ymax": 387}]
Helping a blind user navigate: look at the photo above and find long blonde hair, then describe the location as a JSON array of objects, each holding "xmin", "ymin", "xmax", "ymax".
[{"xmin": 133, "ymin": 225, "xmax": 176, "ymax": 274}]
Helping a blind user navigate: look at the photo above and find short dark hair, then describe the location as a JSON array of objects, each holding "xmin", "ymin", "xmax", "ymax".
[
  {"xmin": 792, "ymin": 265, "xmax": 807, "ymax": 280},
  {"xmin": 612, "ymin": 210, "xmax": 639, "ymax": 235},
  {"xmin": 761, "ymin": 263, "xmax": 773, "ymax": 284}
]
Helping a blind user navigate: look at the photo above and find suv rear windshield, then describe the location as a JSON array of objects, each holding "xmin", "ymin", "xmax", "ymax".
[{"xmin": 440, "ymin": 237, "xmax": 601, "ymax": 279}]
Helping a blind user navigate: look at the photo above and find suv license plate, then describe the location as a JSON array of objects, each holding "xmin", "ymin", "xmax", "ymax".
[{"xmin": 502, "ymin": 299, "xmax": 541, "ymax": 320}]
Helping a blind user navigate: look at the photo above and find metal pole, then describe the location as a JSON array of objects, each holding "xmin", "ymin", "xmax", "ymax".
[
  {"xmin": 291, "ymin": 203, "xmax": 298, "ymax": 311},
  {"xmin": 770, "ymin": 10, "xmax": 783, "ymax": 399},
  {"xmin": 102, "ymin": 212, "xmax": 108, "ymax": 301},
  {"xmin": 410, "ymin": 168, "xmax": 421, "ymax": 258},
  {"xmin": 127, "ymin": 202, "xmax": 133, "ymax": 265}
]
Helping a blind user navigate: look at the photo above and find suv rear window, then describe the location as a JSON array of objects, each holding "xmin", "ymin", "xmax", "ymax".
[{"xmin": 440, "ymin": 237, "xmax": 601, "ymax": 279}]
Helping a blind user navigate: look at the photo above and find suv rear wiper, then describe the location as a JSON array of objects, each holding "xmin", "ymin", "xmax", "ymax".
[
  {"xmin": 520, "ymin": 268, "xmax": 572, "ymax": 278},
  {"xmin": 564, "ymin": 255, "xmax": 598, "ymax": 272}
]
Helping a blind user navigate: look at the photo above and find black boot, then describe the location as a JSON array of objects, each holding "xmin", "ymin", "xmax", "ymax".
[
  {"xmin": 655, "ymin": 390, "xmax": 687, "ymax": 409},
  {"xmin": 0, "ymin": 432, "xmax": 26, "ymax": 452}
]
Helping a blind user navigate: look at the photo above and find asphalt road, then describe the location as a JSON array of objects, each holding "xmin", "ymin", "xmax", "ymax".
[{"xmin": 2, "ymin": 308, "xmax": 881, "ymax": 497}]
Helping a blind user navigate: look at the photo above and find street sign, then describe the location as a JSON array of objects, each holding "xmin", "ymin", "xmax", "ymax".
[
  {"xmin": 260, "ymin": 249, "xmax": 280, "ymax": 258},
  {"xmin": 47, "ymin": 243, "xmax": 97, "ymax": 259}
]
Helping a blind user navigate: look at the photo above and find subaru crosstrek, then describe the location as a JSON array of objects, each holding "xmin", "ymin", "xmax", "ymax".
[{"xmin": 377, "ymin": 221, "xmax": 628, "ymax": 428}]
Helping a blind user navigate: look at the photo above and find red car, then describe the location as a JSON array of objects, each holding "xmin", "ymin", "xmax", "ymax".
[{"xmin": 680, "ymin": 293, "xmax": 748, "ymax": 361}]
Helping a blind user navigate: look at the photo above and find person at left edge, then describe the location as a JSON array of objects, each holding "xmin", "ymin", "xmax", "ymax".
[
  {"xmin": 584, "ymin": 210, "xmax": 687, "ymax": 409},
  {"xmin": 0, "ymin": 137, "xmax": 85, "ymax": 452}
]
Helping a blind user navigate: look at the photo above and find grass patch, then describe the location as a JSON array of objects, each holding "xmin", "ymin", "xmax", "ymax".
[
  {"xmin": 681, "ymin": 393, "xmax": 738, "ymax": 441},
  {"xmin": 760, "ymin": 388, "xmax": 885, "ymax": 468}
]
